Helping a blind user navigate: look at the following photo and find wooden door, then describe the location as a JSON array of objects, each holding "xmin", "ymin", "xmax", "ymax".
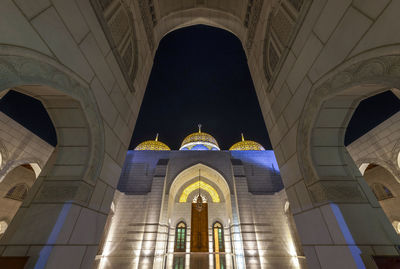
[{"xmin": 190, "ymin": 203, "xmax": 208, "ymax": 252}]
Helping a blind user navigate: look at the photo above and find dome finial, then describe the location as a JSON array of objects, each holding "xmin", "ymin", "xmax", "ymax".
[
  {"xmin": 198, "ymin": 123, "xmax": 202, "ymax": 133},
  {"xmin": 155, "ymin": 133, "xmax": 159, "ymax": 141},
  {"xmin": 241, "ymin": 133, "xmax": 245, "ymax": 141}
]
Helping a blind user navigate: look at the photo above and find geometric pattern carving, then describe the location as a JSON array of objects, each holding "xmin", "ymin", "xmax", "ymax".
[
  {"xmin": 271, "ymin": 9, "xmax": 294, "ymax": 46},
  {"xmin": 36, "ymin": 181, "xmax": 92, "ymax": 203},
  {"xmin": 297, "ymin": 55, "xmax": 400, "ymax": 203},
  {"xmin": 229, "ymin": 134, "xmax": 265, "ymax": 151},
  {"xmin": 307, "ymin": 181, "xmax": 367, "ymax": 204},
  {"xmin": 179, "ymin": 180, "xmax": 220, "ymax": 203},
  {"xmin": 135, "ymin": 139, "xmax": 170, "ymax": 151},
  {"xmin": 138, "ymin": 0, "xmax": 156, "ymax": 51},
  {"xmin": 90, "ymin": 0, "xmax": 139, "ymax": 92},
  {"xmin": 245, "ymin": 0, "xmax": 264, "ymax": 50},
  {"xmin": 263, "ymin": 0, "xmax": 307, "ymax": 88}
]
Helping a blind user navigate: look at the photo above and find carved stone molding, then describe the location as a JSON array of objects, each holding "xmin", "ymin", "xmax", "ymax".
[
  {"xmin": 0, "ymin": 46, "xmax": 105, "ymax": 202},
  {"xmin": 138, "ymin": 0, "xmax": 156, "ymax": 51},
  {"xmin": 263, "ymin": 0, "xmax": 310, "ymax": 90},
  {"xmin": 297, "ymin": 55, "xmax": 400, "ymax": 203},
  {"xmin": 245, "ymin": 0, "xmax": 264, "ymax": 50},
  {"xmin": 308, "ymin": 180, "xmax": 367, "ymax": 204},
  {"xmin": 90, "ymin": 0, "xmax": 139, "ymax": 91},
  {"xmin": 36, "ymin": 181, "xmax": 92, "ymax": 203}
]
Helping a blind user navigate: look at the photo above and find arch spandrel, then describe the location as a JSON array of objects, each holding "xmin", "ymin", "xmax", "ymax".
[
  {"xmin": 154, "ymin": 8, "xmax": 247, "ymax": 49},
  {"xmin": 166, "ymin": 155, "xmax": 234, "ymax": 194}
]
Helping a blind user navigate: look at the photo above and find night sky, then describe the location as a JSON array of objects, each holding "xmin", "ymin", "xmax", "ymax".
[
  {"xmin": 0, "ymin": 90, "xmax": 57, "ymax": 146},
  {"xmin": 0, "ymin": 25, "xmax": 398, "ymax": 151},
  {"xmin": 345, "ymin": 90, "xmax": 400, "ymax": 145},
  {"xmin": 129, "ymin": 25, "xmax": 270, "ymax": 150}
]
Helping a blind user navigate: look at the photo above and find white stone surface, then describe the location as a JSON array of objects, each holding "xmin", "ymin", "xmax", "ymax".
[{"xmin": 0, "ymin": 0, "xmax": 399, "ymax": 267}]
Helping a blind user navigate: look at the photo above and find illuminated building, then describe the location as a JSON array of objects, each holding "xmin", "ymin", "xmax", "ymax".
[{"xmin": 98, "ymin": 128, "xmax": 305, "ymax": 268}]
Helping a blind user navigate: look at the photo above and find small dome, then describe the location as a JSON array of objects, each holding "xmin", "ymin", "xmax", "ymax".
[
  {"xmin": 229, "ymin": 134, "xmax": 265, "ymax": 151},
  {"xmin": 135, "ymin": 134, "xmax": 170, "ymax": 151},
  {"xmin": 180, "ymin": 124, "xmax": 220, "ymax": 150}
]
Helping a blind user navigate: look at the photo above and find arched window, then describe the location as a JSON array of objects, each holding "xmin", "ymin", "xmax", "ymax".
[
  {"xmin": 174, "ymin": 222, "xmax": 186, "ymax": 252},
  {"xmin": 5, "ymin": 183, "xmax": 28, "ymax": 201},
  {"xmin": 213, "ymin": 222, "xmax": 226, "ymax": 269},
  {"xmin": 173, "ymin": 222, "xmax": 186, "ymax": 269},
  {"xmin": 371, "ymin": 183, "xmax": 394, "ymax": 201}
]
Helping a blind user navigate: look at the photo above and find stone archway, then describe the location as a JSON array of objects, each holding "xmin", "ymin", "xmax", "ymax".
[
  {"xmin": 0, "ymin": 159, "xmax": 43, "ymax": 183},
  {"xmin": 0, "ymin": 46, "xmax": 107, "ymax": 268},
  {"xmin": 362, "ymin": 163, "xmax": 400, "ymax": 225},
  {"xmin": 0, "ymin": 163, "xmax": 37, "ymax": 233},
  {"xmin": 295, "ymin": 55, "xmax": 400, "ymax": 268},
  {"xmin": 169, "ymin": 163, "xmax": 231, "ymax": 202}
]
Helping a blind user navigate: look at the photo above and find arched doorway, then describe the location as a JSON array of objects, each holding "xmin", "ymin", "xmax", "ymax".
[{"xmin": 166, "ymin": 163, "xmax": 233, "ymax": 269}]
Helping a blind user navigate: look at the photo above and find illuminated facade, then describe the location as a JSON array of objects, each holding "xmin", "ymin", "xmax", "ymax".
[{"xmin": 97, "ymin": 132, "xmax": 306, "ymax": 268}]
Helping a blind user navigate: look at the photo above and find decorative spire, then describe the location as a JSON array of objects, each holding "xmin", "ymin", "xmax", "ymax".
[
  {"xmin": 198, "ymin": 123, "xmax": 202, "ymax": 133},
  {"xmin": 155, "ymin": 133, "xmax": 159, "ymax": 141},
  {"xmin": 241, "ymin": 133, "xmax": 245, "ymax": 141}
]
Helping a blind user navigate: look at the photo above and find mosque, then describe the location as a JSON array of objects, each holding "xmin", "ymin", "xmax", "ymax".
[
  {"xmin": 97, "ymin": 126, "xmax": 303, "ymax": 269},
  {"xmin": 0, "ymin": 0, "xmax": 400, "ymax": 268}
]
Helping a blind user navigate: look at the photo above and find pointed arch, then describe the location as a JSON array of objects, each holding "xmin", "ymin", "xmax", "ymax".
[
  {"xmin": 174, "ymin": 221, "xmax": 187, "ymax": 252},
  {"xmin": 169, "ymin": 163, "xmax": 230, "ymax": 203}
]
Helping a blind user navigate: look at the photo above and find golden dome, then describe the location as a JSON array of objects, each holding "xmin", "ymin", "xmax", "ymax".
[
  {"xmin": 180, "ymin": 124, "xmax": 220, "ymax": 150},
  {"xmin": 135, "ymin": 134, "xmax": 170, "ymax": 151},
  {"xmin": 229, "ymin": 134, "xmax": 265, "ymax": 151}
]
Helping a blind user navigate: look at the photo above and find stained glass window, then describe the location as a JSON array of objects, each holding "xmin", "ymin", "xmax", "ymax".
[
  {"xmin": 213, "ymin": 222, "xmax": 226, "ymax": 269},
  {"xmin": 175, "ymin": 222, "xmax": 186, "ymax": 252}
]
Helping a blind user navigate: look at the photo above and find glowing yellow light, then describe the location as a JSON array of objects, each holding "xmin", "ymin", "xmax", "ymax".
[
  {"xmin": 135, "ymin": 134, "xmax": 170, "ymax": 150},
  {"xmin": 180, "ymin": 130, "xmax": 220, "ymax": 150},
  {"xmin": 179, "ymin": 181, "xmax": 220, "ymax": 203},
  {"xmin": 229, "ymin": 133, "xmax": 265, "ymax": 151},
  {"xmin": 229, "ymin": 140, "xmax": 265, "ymax": 151}
]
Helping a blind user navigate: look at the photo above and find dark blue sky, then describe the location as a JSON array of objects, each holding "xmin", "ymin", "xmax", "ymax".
[
  {"xmin": 0, "ymin": 25, "xmax": 398, "ymax": 150},
  {"xmin": 129, "ymin": 25, "xmax": 270, "ymax": 150}
]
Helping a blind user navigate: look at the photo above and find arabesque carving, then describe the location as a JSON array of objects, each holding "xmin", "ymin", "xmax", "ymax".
[
  {"xmin": 297, "ymin": 55, "xmax": 400, "ymax": 203},
  {"xmin": 0, "ymin": 48, "xmax": 105, "ymax": 203}
]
